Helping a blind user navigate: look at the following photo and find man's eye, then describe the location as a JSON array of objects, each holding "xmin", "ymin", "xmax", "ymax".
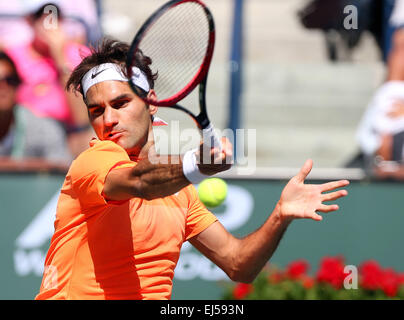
[
  {"xmin": 90, "ymin": 108, "xmax": 103, "ymax": 116},
  {"xmin": 113, "ymin": 100, "xmax": 129, "ymax": 108}
]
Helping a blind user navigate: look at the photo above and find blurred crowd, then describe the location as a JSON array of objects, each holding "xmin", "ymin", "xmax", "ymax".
[
  {"xmin": 0, "ymin": 0, "xmax": 102, "ymax": 171},
  {"xmin": 298, "ymin": 0, "xmax": 404, "ymax": 180},
  {"xmin": 299, "ymin": 0, "xmax": 404, "ymax": 179},
  {"xmin": 355, "ymin": 0, "xmax": 404, "ymax": 180},
  {"xmin": 3, "ymin": 0, "xmax": 404, "ymax": 179}
]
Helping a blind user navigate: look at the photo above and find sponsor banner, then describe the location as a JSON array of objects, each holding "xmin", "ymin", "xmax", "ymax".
[{"xmin": 1, "ymin": 173, "xmax": 404, "ymax": 299}]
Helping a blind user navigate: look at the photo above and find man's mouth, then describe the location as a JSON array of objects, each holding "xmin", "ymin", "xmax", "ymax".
[{"xmin": 105, "ymin": 132, "xmax": 124, "ymax": 141}]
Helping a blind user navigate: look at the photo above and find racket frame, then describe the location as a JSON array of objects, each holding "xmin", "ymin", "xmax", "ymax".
[{"xmin": 126, "ymin": 0, "xmax": 216, "ymax": 130}]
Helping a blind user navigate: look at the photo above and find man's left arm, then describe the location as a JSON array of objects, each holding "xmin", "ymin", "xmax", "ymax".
[{"xmin": 189, "ymin": 159, "xmax": 349, "ymax": 283}]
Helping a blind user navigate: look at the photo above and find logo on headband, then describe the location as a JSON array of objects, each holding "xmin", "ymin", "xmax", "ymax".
[
  {"xmin": 82, "ymin": 63, "xmax": 151, "ymax": 98},
  {"xmin": 91, "ymin": 69, "xmax": 107, "ymax": 79}
]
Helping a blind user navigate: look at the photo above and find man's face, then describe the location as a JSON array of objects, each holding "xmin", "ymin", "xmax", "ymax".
[
  {"xmin": 0, "ymin": 60, "xmax": 18, "ymax": 112},
  {"xmin": 86, "ymin": 80, "xmax": 156, "ymax": 156}
]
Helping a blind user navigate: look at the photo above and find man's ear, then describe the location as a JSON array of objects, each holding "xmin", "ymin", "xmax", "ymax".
[{"xmin": 147, "ymin": 89, "xmax": 158, "ymax": 116}]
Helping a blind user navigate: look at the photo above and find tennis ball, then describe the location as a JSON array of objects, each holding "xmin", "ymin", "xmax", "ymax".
[{"xmin": 198, "ymin": 178, "xmax": 228, "ymax": 208}]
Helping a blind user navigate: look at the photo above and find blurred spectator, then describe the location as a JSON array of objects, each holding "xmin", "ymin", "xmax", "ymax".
[
  {"xmin": 383, "ymin": 0, "xmax": 404, "ymax": 61},
  {"xmin": 0, "ymin": 0, "xmax": 102, "ymax": 47},
  {"xmin": 298, "ymin": 0, "xmax": 383, "ymax": 62},
  {"xmin": 356, "ymin": 0, "xmax": 404, "ymax": 179},
  {"xmin": 0, "ymin": 50, "xmax": 72, "ymax": 165},
  {"xmin": 4, "ymin": 2, "xmax": 94, "ymax": 157}
]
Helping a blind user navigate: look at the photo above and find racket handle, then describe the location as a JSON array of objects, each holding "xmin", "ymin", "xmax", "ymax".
[{"xmin": 202, "ymin": 123, "xmax": 222, "ymax": 152}]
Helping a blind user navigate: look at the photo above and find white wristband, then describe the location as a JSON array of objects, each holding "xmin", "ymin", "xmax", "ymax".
[{"xmin": 182, "ymin": 149, "xmax": 210, "ymax": 184}]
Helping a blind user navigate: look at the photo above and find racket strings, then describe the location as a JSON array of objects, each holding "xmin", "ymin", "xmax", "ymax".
[{"xmin": 135, "ymin": 2, "xmax": 210, "ymax": 102}]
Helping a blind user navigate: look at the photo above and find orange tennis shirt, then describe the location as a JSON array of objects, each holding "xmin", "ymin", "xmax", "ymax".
[{"xmin": 35, "ymin": 140, "xmax": 218, "ymax": 300}]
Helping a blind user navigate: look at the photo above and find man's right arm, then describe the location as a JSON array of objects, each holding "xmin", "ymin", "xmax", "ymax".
[
  {"xmin": 103, "ymin": 155, "xmax": 189, "ymax": 201},
  {"xmin": 103, "ymin": 138, "xmax": 233, "ymax": 201}
]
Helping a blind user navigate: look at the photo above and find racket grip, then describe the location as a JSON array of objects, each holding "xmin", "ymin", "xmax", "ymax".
[{"xmin": 202, "ymin": 123, "xmax": 222, "ymax": 151}]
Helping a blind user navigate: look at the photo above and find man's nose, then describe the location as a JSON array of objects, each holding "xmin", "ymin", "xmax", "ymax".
[{"xmin": 103, "ymin": 106, "xmax": 118, "ymax": 127}]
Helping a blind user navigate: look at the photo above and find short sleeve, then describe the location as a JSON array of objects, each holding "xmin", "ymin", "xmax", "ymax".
[
  {"xmin": 69, "ymin": 140, "xmax": 134, "ymax": 210},
  {"xmin": 184, "ymin": 185, "xmax": 218, "ymax": 241}
]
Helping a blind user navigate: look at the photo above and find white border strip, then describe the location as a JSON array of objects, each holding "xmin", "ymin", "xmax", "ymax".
[{"xmin": 216, "ymin": 167, "xmax": 366, "ymax": 181}]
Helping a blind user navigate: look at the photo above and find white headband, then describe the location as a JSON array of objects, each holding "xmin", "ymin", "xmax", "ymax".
[
  {"xmin": 81, "ymin": 63, "xmax": 167, "ymax": 126},
  {"xmin": 81, "ymin": 63, "xmax": 150, "ymax": 98}
]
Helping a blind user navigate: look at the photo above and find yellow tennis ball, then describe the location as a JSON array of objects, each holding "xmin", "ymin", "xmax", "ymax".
[{"xmin": 198, "ymin": 178, "xmax": 228, "ymax": 208}]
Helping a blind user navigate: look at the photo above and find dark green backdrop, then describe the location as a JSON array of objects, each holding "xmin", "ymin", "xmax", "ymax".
[{"xmin": 1, "ymin": 172, "xmax": 403, "ymax": 299}]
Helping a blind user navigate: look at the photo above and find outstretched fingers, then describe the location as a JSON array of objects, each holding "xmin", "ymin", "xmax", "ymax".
[
  {"xmin": 320, "ymin": 180, "xmax": 350, "ymax": 192},
  {"xmin": 280, "ymin": 160, "xmax": 350, "ymax": 223},
  {"xmin": 304, "ymin": 203, "xmax": 338, "ymax": 221},
  {"xmin": 317, "ymin": 204, "xmax": 339, "ymax": 213},
  {"xmin": 321, "ymin": 189, "xmax": 348, "ymax": 202},
  {"xmin": 309, "ymin": 212, "xmax": 323, "ymax": 221},
  {"xmin": 316, "ymin": 188, "xmax": 348, "ymax": 216},
  {"xmin": 295, "ymin": 159, "xmax": 313, "ymax": 183}
]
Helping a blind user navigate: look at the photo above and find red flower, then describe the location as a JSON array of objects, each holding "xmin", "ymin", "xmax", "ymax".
[
  {"xmin": 286, "ymin": 260, "xmax": 309, "ymax": 280},
  {"xmin": 380, "ymin": 268, "xmax": 399, "ymax": 297},
  {"xmin": 316, "ymin": 256, "xmax": 346, "ymax": 289},
  {"xmin": 398, "ymin": 273, "xmax": 404, "ymax": 286},
  {"xmin": 360, "ymin": 261, "xmax": 402, "ymax": 297},
  {"xmin": 359, "ymin": 260, "xmax": 383, "ymax": 290},
  {"xmin": 301, "ymin": 275, "xmax": 315, "ymax": 289},
  {"xmin": 233, "ymin": 283, "xmax": 253, "ymax": 300},
  {"xmin": 268, "ymin": 271, "xmax": 284, "ymax": 284}
]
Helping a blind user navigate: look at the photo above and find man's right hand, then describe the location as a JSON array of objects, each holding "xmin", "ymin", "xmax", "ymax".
[{"xmin": 196, "ymin": 137, "xmax": 233, "ymax": 176}]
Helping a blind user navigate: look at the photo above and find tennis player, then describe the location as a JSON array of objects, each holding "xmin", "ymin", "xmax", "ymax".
[{"xmin": 35, "ymin": 39, "xmax": 349, "ymax": 300}]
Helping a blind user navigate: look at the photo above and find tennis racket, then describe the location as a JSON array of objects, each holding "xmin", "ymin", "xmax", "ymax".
[{"xmin": 126, "ymin": 0, "xmax": 222, "ymax": 152}]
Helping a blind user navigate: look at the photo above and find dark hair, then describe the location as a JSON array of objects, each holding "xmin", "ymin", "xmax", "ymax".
[
  {"xmin": 66, "ymin": 38, "xmax": 157, "ymax": 100},
  {"xmin": 0, "ymin": 51, "xmax": 22, "ymax": 87}
]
